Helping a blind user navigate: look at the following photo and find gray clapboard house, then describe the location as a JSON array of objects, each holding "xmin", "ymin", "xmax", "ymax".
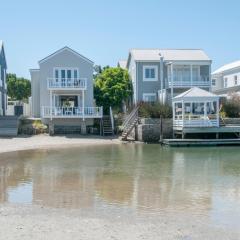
[
  {"xmin": 120, "ymin": 49, "xmax": 212, "ymax": 104},
  {"xmin": 0, "ymin": 40, "xmax": 7, "ymax": 116},
  {"xmin": 30, "ymin": 46, "xmax": 103, "ymax": 134}
]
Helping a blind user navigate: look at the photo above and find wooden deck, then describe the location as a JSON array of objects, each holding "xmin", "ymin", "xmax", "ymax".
[
  {"xmin": 162, "ymin": 138, "xmax": 240, "ymax": 147},
  {"xmin": 174, "ymin": 125, "xmax": 240, "ymax": 134}
]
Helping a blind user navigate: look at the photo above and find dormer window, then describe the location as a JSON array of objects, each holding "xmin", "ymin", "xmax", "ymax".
[{"xmin": 143, "ymin": 66, "xmax": 158, "ymax": 81}]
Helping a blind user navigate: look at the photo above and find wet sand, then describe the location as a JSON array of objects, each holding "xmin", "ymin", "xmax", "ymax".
[
  {"xmin": 0, "ymin": 204, "xmax": 239, "ymax": 240},
  {"xmin": 0, "ymin": 134, "xmax": 121, "ymax": 154}
]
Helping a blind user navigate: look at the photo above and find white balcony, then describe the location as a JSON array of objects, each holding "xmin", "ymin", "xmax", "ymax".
[
  {"xmin": 169, "ymin": 76, "xmax": 210, "ymax": 88},
  {"xmin": 47, "ymin": 78, "xmax": 87, "ymax": 90},
  {"xmin": 42, "ymin": 106, "xmax": 103, "ymax": 119}
]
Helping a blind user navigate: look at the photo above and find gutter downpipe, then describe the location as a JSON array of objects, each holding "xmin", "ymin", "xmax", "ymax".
[{"xmin": 159, "ymin": 54, "xmax": 164, "ymax": 104}]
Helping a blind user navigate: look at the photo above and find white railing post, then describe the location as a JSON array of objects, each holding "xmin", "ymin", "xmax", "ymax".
[
  {"xmin": 110, "ymin": 106, "xmax": 114, "ymax": 132},
  {"xmin": 82, "ymin": 90, "xmax": 85, "ymax": 120}
]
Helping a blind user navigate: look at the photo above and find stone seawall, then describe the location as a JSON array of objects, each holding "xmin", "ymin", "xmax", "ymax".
[{"xmin": 136, "ymin": 118, "xmax": 173, "ymax": 142}]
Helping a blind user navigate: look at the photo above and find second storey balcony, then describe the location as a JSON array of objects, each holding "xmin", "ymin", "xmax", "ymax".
[
  {"xmin": 47, "ymin": 78, "xmax": 87, "ymax": 90},
  {"xmin": 167, "ymin": 64, "xmax": 211, "ymax": 88},
  {"xmin": 169, "ymin": 75, "xmax": 210, "ymax": 88}
]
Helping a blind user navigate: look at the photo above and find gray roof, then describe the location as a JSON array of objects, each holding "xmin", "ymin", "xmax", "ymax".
[
  {"xmin": 129, "ymin": 49, "xmax": 211, "ymax": 62},
  {"xmin": 174, "ymin": 87, "xmax": 218, "ymax": 100},
  {"xmin": 39, "ymin": 46, "xmax": 94, "ymax": 65},
  {"xmin": 118, "ymin": 60, "xmax": 127, "ymax": 69},
  {"xmin": 212, "ymin": 60, "xmax": 240, "ymax": 75}
]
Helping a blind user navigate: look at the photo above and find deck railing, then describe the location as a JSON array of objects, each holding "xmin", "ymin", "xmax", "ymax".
[
  {"xmin": 169, "ymin": 76, "xmax": 210, "ymax": 87},
  {"xmin": 47, "ymin": 78, "xmax": 87, "ymax": 89},
  {"xmin": 42, "ymin": 106, "xmax": 103, "ymax": 118},
  {"xmin": 174, "ymin": 114, "xmax": 219, "ymax": 127}
]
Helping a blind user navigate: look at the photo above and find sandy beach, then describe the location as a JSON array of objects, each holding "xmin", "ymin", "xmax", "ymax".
[
  {"xmin": 0, "ymin": 203, "xmax": 239, "ymax": 240},
  {"xmin": 0, "ymin": 134, "xmax": 121, "ymax": 154}
]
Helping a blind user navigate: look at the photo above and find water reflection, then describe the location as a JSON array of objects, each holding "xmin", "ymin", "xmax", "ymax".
[{"xmin": 0, "ymin": 145, "xmax": 240, "ymax": 218}]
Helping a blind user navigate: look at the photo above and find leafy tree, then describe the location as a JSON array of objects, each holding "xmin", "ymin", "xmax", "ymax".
[
  {"xmin": 94, "ymin": 67, "xmax": 132, "ymax": 112},
  {"xmin": 7, "ymin": 73, "xmax": 31, "ymax": 101}
]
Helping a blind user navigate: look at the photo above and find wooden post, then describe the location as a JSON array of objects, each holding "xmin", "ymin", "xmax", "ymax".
[{"xmin": 160, "ymin": 114, "xmax": 163, "ymax": 143}]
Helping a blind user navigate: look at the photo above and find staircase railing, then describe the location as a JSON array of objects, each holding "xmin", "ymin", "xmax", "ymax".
[
  {"xmin": 122, "ymin": 104, "xmax": 140, "ymax": 130},
  {"xmin": 109, "ymin": 106, "xmax": 114, "ymax": 133},
  {"xmin": 121, "ymin": 104, "xmax": 141, "ymax": 140}
]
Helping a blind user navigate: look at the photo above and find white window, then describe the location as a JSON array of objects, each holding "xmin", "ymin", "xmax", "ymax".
[
  {"xmin": 143, "ymin": 66, "xmax": 158, "ymax": 81},
  {"xmin": 143, "ymin": 93, "xmax": 157, "ymax": 102},
  {"xmin": 234, "ymin": 75, "xmax": 238, "ymax": 85},
  {"xmin": 54, "ymin": 68, "xmax": 79, "ymax": 80},
  {"xmin": 212, "ymin": 79, "xmax": 216, "ymax": 86},
  {"xmin": 224, "ymin": 78, "xmax": 228, "ymax": 88}
]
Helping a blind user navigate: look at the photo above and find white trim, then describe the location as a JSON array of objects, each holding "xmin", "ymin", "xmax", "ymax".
[
  {"xmin": 143, "ymin": 65, "xmax": 158, "ymax": 82},
  {"xmin": 143, "ymin": 93, "xmax": 157, "ymax": 102},
  {"xmin": 39, "ymin": 46, "xmax": 94, "ymax": 65}
]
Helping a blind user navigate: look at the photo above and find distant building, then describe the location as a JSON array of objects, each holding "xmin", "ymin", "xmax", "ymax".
[
  {"xmin": 0, "ymin": 40, "xmax": 7, "ymax": 116},
  {"xmin": 212, "ymin": 60, "xmax": 240, "ymax": 96},
  {"xmin": 117, "ymin": 60, "xmax": 127, "ymax": 69}
]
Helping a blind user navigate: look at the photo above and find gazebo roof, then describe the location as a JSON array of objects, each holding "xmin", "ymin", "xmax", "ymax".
[{"xmin": 173, "ymin": 87, "xmax": 219, "ymax": 101}]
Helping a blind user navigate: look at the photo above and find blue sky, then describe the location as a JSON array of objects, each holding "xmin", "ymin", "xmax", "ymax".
[{"xmin": 1, "ymin": 0, "xmax": 240, "ymax": 78}]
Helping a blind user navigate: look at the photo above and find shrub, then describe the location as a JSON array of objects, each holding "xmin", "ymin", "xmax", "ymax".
[
  {"xmin": 222, "ymin": 94, "xmax": 240, "ymax": 118},
  {"xmin": 138, "ymin": 102, "xmax": 172, "ymax": 119}
]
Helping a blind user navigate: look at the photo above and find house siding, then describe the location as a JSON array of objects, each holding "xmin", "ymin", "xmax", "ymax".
[
  {"xmin": 136, "ymin": 62, "xmax": 161, "ymax": 102},
  {"xmin": 39, "ymin": 49, "xmax": 94, "ymax": 110},
  {"xmin": 212, "ymin": 67, "xmax": 240, "ymax": 94},
  {"xmin": 0, "ymin": 46, "xmax": 7, "ymax": 116},
  {"xmin": 30, "ymin": 70, "xmax": 40, "ymax": 117}
]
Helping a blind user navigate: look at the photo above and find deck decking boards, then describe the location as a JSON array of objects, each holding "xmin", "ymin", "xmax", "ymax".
[{"xmin": 163, "ymin": 139, "xmax": 240, "ymax": 147}]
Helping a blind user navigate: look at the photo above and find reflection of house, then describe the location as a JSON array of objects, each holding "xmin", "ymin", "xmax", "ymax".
[
  {"xmin": 95, "ymin": 171, "xmax": 134, "ymax": 204},
  {"xmin": 30, "ymin": 46, "xmax": 103, "ymax": 134},
  {"xmin": 32, "ymin": 169, "xmax": 94, "ymax": 209}
]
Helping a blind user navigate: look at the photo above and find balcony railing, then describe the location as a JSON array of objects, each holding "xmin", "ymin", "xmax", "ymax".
[
  {"xmin": 173, "ymin": 114, "xmax": 219, "ymax": 128},
  {"xmin": 169, "ymin": 76, "xmax": 210, "ymax": 87},
  {"xmin": 42, "ymin": 106, "xmax": 103, "ymax": 118},
  {"xmin": 47, "ymin": 78, "xmax": 87, "ymax": 90}
]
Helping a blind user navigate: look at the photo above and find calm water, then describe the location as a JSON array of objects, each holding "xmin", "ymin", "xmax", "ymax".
[{"xmin": 1, "ymin": 144, "xmax": 240, "ymax": 224}]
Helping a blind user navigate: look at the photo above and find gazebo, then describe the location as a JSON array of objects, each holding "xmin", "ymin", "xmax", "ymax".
[{"xmin": 172, "ymin": 87, "xmax": 220, "ymax": 130}]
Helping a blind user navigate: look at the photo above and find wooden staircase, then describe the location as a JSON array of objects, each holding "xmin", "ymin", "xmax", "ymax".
[
  {"xmin": 121, "ymin": 105, "xmax": 140, "ymax": 141},
  {"xmin": 102, "ymin": 115, "xmax": 113, "ymax": 136},
  {"xmin": 0, "ymin": 116, "xmax": 19, "ymax": 137}
]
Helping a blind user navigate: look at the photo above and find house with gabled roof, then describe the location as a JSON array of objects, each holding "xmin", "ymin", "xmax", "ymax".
[
  {"xmin": 120, "ymin": 48, "xmax": 212, "ymax": 105},
  {"xmin": 30, "ymin": 46, "xmax": 103, "ymax": 134}
]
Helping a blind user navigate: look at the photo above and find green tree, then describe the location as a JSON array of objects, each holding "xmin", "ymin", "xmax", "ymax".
[
  {"xmin": 7, "ymin": 73, "xmax": 31, "ymax": 101},
  {"xmin": 94, "ymin": 67, "xmax": 132, "ymax": 112}
]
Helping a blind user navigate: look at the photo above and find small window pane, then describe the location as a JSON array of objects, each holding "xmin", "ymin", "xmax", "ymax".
[
  {"xmin": 61, "ymin": 70, "xmax": 65, "ymax": 79},
  {"xmin": 55, "ymin": 70, "xmax": 59, "ymax": 79},
  {"xmin": 145, "ymin": 69, "xmax": 150, "ymax": 78},
  {"xmin": 67, "ymin": 70, "xmax": 71, "ymax": 79},
  {"xmin": 74, "ymin": 70, "xmax": 78, "ymax": 79},
  {"xmin": 150, "ymin": 69, "xmax": 155, "ymax": 78}
]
